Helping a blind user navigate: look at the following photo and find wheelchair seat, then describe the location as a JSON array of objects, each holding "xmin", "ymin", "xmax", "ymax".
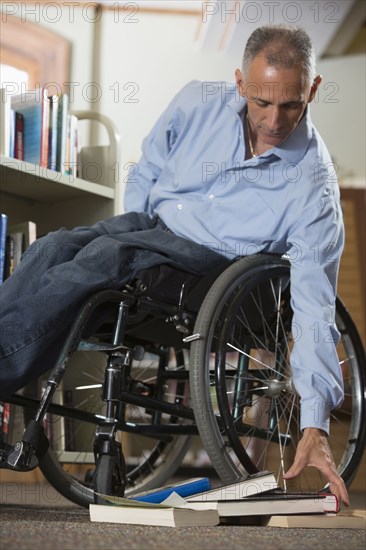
[
  {"xmin": 89, "ymin": 260, "xmax": 233, "ymax": 349},
  {"xmin": 127, "ymin": 260, "xmax": 232, "ymax": 310}
]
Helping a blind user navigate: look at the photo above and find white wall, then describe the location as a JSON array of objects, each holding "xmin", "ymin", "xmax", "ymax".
[
  {"xmin": 4, "ymin": 5, "xmax": 365, "ymax": 212},
  {"xmin": 98, "ymin": 10, "xmax": 246, "ymax": 210},
  {"xmin": 313, "ymin": 54, "xmax": 365, "ymax": 184}
]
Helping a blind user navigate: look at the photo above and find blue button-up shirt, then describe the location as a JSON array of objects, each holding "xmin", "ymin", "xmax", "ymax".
[{"xmin": 125, "ymin": 80, "xmax": 345, "ymax": 433}]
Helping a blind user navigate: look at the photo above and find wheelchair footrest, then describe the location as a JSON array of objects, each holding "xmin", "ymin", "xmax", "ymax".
[
  {"xmin": 0, "ymin": 420, "xmax": 49, "ymax": 471},
  {"xmin": 78, "ymin": 340, "xmax": 126, "ymax": 352},
  {"xmin": 0, "ymin": 440, "xmax": 39, "ymax": 471}
]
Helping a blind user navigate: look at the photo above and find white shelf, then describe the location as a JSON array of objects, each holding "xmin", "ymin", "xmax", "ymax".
[{"xmin": 0, "ymin": 155, "xmax": 115, "ymax": 203}]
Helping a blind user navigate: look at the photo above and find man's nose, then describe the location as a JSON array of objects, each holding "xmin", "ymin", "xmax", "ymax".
[{"xmin": 267, "ymin": 107, "xmax": 282, "ymax": 131}]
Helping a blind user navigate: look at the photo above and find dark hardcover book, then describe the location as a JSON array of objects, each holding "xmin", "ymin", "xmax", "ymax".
[
  {"xmin": 0, "ymin": 212, "xmax": 8, "ymax": 282},
  {"xmin": 56, "ymin": 93, "xmax": 69, "ymax": 173},
  {"xmin": 4, "ymin": 234, "xmax": 14, "ymax": 279},
  {"xmin": 14, "ymin": 112, "xmax": 24, "ymax": 160},
  {"xmin": 48, "ymin": 95, "xmax": 59, "ymax": 171},
  {"xmin": 131, "ymin": 477, "xmax": 212, "ymax": 504},
  {"xmin": 186, "ymin": 490, "xmax": 339, "ymax": 516},
  {"xmin": 7, "ymin": 231, "xmax": 24, "ymax": 268},
  {"xmin": 40, "ymin": 87, "xmax": 50, "ymax": 167}
]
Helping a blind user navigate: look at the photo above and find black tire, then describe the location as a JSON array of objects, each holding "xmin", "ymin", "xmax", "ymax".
[
  {"xmin": 190, "ymin": 254, "xmax": 366, "ymax": 490},
  {"xmin": 94, "ymin": 454, "xmax": 125, "ymax": 504}
]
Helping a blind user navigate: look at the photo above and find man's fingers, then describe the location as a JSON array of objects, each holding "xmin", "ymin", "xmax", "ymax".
[
  {"xmin": 323, "ymin": 471, "xmax": 350, "ymax": 507},
  {"xmin": 283, "ymin": 457, "xmax": 306, "ymax": 479},
  {"xmin": 283, "ymin": 465, "xmax": 300, "ymax": 479}
]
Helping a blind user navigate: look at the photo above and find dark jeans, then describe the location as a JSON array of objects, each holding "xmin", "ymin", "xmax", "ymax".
[{"xmin": 0, "ymin": 212, "xmax": 223, "ymax": 399}]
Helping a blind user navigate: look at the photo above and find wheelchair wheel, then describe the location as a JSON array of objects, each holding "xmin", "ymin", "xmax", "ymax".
[
  {"xmin": 190, "ymin": 254, "xmax": 366, "ymax": 491},
  {"xmin": 22, "ymin": 345, "xmax": 191, "ymax": 508}
]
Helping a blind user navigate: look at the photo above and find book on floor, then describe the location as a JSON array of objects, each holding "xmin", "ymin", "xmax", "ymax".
[
  {"xmin": 185, "ymin": 490, "xmax": 339, "ymax": 516},
  {"xmin": 130, "ymin": 477, "xmax": 211, "ymax": 504},
  {"xmin": 186, "ymin": 471, "xmax": 278, "ymax": 502},
  {"xmin": 264, "ymin": 509, "xmax": 366, "ymax": 529},
  {"xmin": 89, "ymin": 496, "xmax": 219, "ymax": 527}
]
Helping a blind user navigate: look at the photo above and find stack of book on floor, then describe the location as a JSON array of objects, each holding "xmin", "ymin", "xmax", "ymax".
[{"xmin": 90, "ymin": 471, "xmax": 366, "ymax": 529}]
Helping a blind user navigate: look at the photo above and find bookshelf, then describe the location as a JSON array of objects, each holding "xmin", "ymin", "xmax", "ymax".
[
  {"xmin": 0, "ymin": 110, "xmax": 120, "ymax": 235},
  {"xmin": 1, "ymin": 155, "xmax": 115, "ymax": 202},
  {"xmin": 0, "ymin": 110, "xmax": 121, "ymax": 477}
]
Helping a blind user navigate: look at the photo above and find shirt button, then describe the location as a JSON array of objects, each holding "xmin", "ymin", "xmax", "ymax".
[
  {"xmin": 177, "ymin": 203, "xmax": 183, "ymax": 210},
  {"xmin": 208, "ymin": 194, "xmax": 215, "ymax": 200}
]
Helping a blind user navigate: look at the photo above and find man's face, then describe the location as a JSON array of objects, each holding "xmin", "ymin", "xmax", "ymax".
[{"xmin": 236, "ymin": 55, "xmax": 321, "ymax": 149}]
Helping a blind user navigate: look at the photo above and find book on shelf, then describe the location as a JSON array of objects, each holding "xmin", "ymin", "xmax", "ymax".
[
  {"xmin": 8, "ymin": 220, "xmax": 37, "ymax": 250},
  {"xmin": 264, "ymin": 509, "xmax": 366, "ymax": 529},
  {"xmin": 0, "ymin": 212, "xmax": 8, "ymax": 282},
  {"xmin": 185, "ymin": 490, "xmax": 339, "ymax": 517},
  {"xmin": 40, "ymin": 87, "xmax": 50, "ymax": 167},
  {"xmin": 48, "ymin": 94, "xmax": 59, "ymax": 172},
  {"xmin": 4, "ymin": 235, "xmax": 14, "ymax": 279},
  {"xmin": 3, "ymin": 220, "xmax": 37, "ymax": 278},
  {"xmin": 7, "ymin": 231, "xmax": 24, "ymax": 268},
  {"xmin": 57, "ymin": 93, "xmax": 69, "ymax": 173},
  {"xmin": 186, "ymin": 471, "xmax": 278, "ymax": 502},
  {"xmin": 1, "ymin": 87, "xmax": 79, "ymax": 176},
  {"xmin": 130, "ymin": 477, "xmax": 211, "ymax": 504},
  {"xmin": 0, "ymin": 88, "xmax": 11, "ymax": 157},
  {"xmin": 89, "ymin": 496, "xmax": 219, "ymax": 528},
  {"xmin": 0, "ymin": 402, "xmax": 11, "ymax": 442},
  {"xmin": 14, "ymin": 112, "xmax": 24, "ymax": 160},
  {"xmin": 10, "ymin": 90, "xmax": 43, "ymax": 165}
]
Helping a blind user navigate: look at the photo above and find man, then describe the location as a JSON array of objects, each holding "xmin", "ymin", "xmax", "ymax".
[{"xmin": 0, "ymin": 25, "xmax": 348, "ymax": 504}]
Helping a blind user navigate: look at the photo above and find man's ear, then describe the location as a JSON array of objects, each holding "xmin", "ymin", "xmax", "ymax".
[
  {"xmin": 308, "ymin": 75, "xmax": 322, "ymax": 103},
  {"xmin": 235, "ymin": 68, "xmax": 245, "ymax": 97}
]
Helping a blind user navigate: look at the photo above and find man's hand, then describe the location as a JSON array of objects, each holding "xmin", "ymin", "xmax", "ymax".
[{"xmin": 283, "ymin": 427, "xmax": 349, "ymax": 507}]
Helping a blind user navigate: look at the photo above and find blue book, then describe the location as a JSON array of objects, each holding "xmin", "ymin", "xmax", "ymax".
[
  {"xmin": 131, "ymin": 477, "xmax": 211, "ymax": 504},
  {"xmin": 0, "ymin": 213, "xmax": 8, "ymax": 282},
  {"xmin": 11, "ymin": 91, "xmax": 42, "ymax": 164}
]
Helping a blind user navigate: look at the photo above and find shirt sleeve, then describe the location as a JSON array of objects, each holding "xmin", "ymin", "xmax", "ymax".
[
  {"xmin": 287, "ymin": 193, "xmax": 345, "ymax": 434},
  {"xmin": 124, "ymin": 90, "xmax": 183, "ymax": 214}
]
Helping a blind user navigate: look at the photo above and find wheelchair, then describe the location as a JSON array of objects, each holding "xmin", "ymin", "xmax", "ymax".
[{"xmin": 1, "ymin": 254, "xmax": 365, "ymax": 508}]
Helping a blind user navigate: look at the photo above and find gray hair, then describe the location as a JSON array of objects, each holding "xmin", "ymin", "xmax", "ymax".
[{"xmin": 242, "ymin": 25, "xmax": 316, "ymax": 84}]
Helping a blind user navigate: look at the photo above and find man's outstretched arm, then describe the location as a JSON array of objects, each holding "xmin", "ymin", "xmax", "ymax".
[{"xmin": 283, "ymin": 428, "xmax": 349, "ymax": 506}]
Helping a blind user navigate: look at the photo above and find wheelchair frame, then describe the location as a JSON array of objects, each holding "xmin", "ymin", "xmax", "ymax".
[{"xmin": 1, "ymin": 254, "xmax": 365, "ymax": 507}]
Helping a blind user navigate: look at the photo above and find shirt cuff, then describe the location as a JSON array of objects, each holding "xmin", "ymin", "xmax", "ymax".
[{"xmin": 300, "ymin": 397, "xmax": 331, "ymax": 434}]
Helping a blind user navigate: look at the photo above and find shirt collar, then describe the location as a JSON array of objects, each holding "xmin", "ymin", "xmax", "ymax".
[
  {"xmin": 227, "ymin": 91, "xmax": 313, "ymax": 164},
  {"xmin": 227, "ymin": 84, "xmax": 246, "ymax": 114},
  {"xmin": 272, "ymin": 108, "xmax": 313, "ymax": 163}
]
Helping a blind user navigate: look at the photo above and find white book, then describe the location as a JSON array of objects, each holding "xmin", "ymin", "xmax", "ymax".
[
  {"xmin": 187, "ymin": 471, "xmax": 278, "ymax": 502},
  {"xmin": 89, "ymin": 502, "xmax": 219, "ymax": 528}
]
